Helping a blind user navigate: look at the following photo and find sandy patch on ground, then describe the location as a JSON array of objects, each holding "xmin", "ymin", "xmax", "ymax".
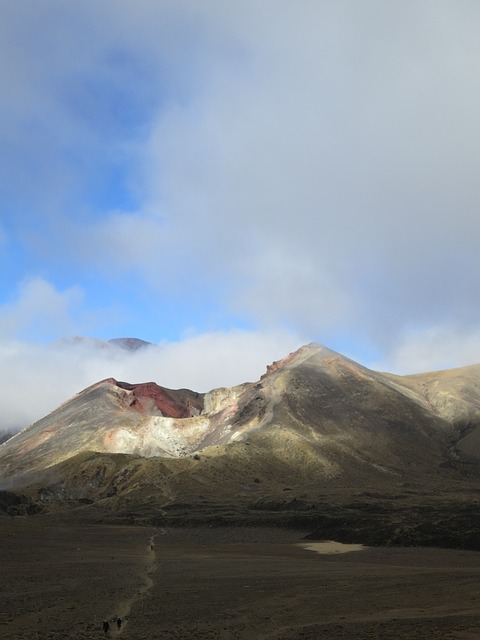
[{"xmin": 298, "ymin": 540, "xmax": 366, "ymax": 554}]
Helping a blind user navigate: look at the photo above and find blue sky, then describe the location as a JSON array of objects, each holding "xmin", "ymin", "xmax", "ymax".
[{"xmin": 2, "ymin": 1, "xmax": 480, "ymax": 430}]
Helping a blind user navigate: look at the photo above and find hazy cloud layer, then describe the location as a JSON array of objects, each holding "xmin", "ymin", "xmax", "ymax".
[
  {"xmin": 0, "ymin": 278, "xmax": 84, "ymax": 342},
  {"xmin": 374, "ymin": 325, "xmax": 480, "ymax": 375},
  {"xmin": 2, "ymin": 2, "xmax": 480, "ymax": 429}
]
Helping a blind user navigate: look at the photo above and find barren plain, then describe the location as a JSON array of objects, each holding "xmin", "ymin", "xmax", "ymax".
[{"xmin": 2, "ymin": 518, "xmax": 480, "ymax": 640}]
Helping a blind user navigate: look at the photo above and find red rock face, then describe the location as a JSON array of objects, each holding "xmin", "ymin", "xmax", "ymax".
[
  {"xmin": 262, "ymin": 351, "xmax": 299, "ymax": 377},
  {"xmin": 115, "ymin": 381, "xmax": 204, "ymax": 418}
]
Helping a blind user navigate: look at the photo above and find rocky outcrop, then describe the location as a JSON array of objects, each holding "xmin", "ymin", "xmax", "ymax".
[{"xmin": 0, "ymin": 490, "xmax": 43, "ymax": 516}]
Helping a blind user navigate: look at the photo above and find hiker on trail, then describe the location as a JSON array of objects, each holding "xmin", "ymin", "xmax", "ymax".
[
  {"xmin": 102, "ymin": 619, "xmax": 110, "ymax": 634},
  {"xmin": 116, "ymin": 616, "xmax": 122, "ymax": 629}
]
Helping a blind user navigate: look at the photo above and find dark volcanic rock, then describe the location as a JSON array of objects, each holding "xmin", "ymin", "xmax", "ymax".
[{"xmin": 0, "ymin": 490, "xmax": 43, "ymax": 516}]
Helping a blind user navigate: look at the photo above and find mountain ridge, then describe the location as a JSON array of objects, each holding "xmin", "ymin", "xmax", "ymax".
[
  {"xmin": 0, "ymin": 343, "xmax": 480, "ymax": 478},
  {"xmin": 2, "ymin": 342, "xmax": 480, "ymax": 548}
]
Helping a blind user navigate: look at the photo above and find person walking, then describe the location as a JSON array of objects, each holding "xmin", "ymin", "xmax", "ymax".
[{"xmin": 102, "ymin": 619, "xmax": 110, "ymax": 634}]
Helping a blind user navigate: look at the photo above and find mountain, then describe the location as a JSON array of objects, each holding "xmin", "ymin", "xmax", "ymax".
[
  {"xmin": 107, "ymin": 337, "xmax": 152, "ymax": 351},
  {"xmin": 2, "ymin": 343, "xmax": 480, "ymax": 548},
  {"xmin": 52, "ymin": 336, "xmax": 153, "ymax": 351}
]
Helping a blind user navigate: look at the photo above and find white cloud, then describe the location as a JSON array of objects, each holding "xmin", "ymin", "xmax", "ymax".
[
  {"xmin": 373, "ymin": 324, "xmax": 480, "ymax": 375},
  {"xmin": 88, "ymin": 1, "xmax": 480, "ymax": 346},
  {"xmin": 0, "ymin": 278, "xmax": 85, "ymax": 342}
]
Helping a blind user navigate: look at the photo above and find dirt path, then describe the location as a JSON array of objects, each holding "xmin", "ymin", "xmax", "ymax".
[{"xmin": 109, "ymin": 532, "xmax": 159, "ymax": 635}]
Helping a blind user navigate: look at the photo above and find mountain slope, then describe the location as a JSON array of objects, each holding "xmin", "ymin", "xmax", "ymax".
[{"xmin": 384, "ymin": 364, "xmax": 480, "ymax": 456}]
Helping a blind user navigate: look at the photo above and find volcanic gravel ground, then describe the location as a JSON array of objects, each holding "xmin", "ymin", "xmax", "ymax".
[
  {"xmin": 0, "ymin": 517, "xmax": 154, "ymax": 639},
  {"xmin": 2, "ymin": 520, "xmax": 480, "ymax": 639}
]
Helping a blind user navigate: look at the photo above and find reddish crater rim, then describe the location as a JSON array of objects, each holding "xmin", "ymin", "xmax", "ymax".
[{"xmin": 115, "ymin": 380, "xmax": 204, "ymax": 418}]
